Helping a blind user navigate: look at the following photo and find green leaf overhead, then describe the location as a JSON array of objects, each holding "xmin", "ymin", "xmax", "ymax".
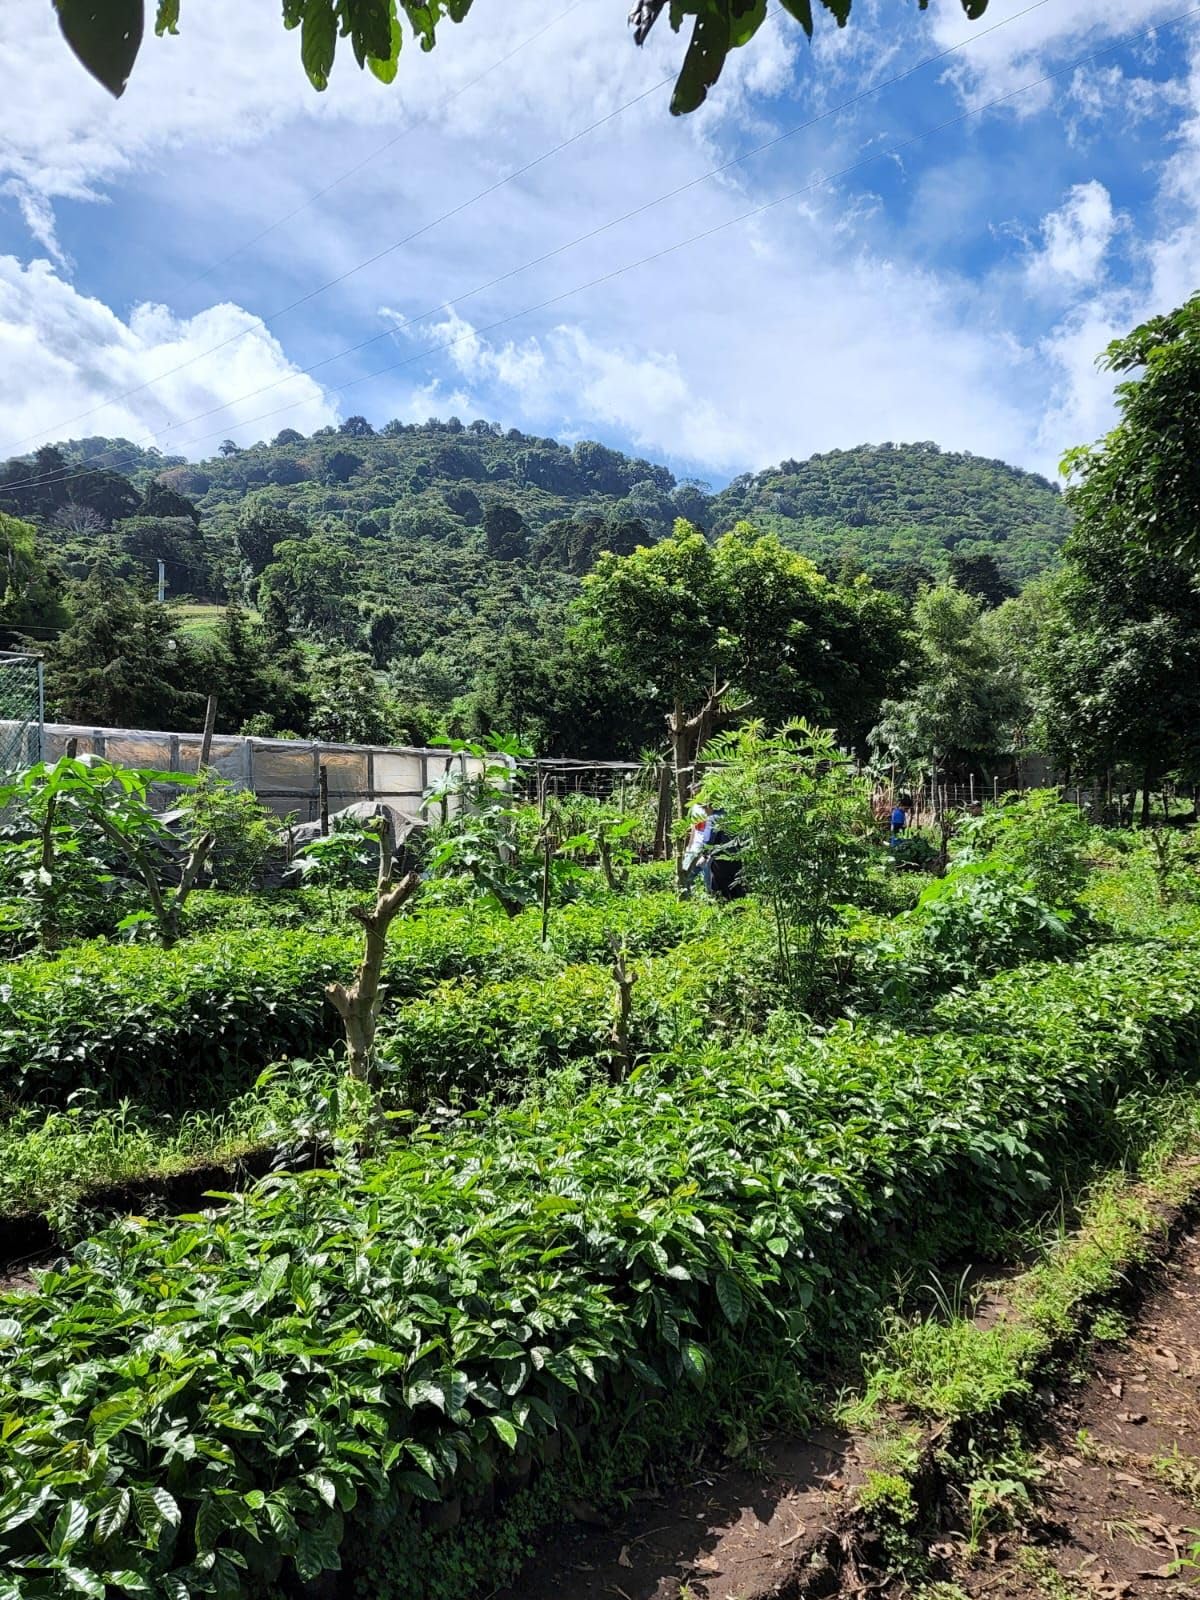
[
  {"xmin": 48, "ymin": 0, "xmax": 994, "ymax": 109},
  {"xmin": 54, "ymin": 0, "xmax": 144, "ymax": 97}
]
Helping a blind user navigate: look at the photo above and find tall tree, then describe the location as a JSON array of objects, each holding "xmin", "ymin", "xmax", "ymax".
[
  {"xmin": 1062, "ymin": 292, "xmax": 1200, "ymax": 569},
  {"xmin": 1029, "ymin": 523, "xmax": 1200, "ymax": 825},
  {"xmin": 0, "ymin": 512, "xmax": 68, "ymax": 639},
  {"xmin": 44, "ymin": 562, "xmax": 200, "ymax": 728},
  {"xmin": 235, "ymin": 504, "xmax": 311, "ymax": 578},
  {"xmin": 870, "ymin": 584, "xmax": 1022, "ymax": 783}
]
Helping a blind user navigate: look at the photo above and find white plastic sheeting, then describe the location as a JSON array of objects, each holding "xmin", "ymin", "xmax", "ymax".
[{"xmin": 39, "ymin": 723, "xmax": 488, "ymax": 821}]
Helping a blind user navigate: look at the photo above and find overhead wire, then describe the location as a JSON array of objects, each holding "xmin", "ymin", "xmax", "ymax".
[
  {"xmin": 1, "ymin": 0, "xmax": 1051, "ymax": 499},
  {"xmin": 159, "ymin": 2, "xmax": 1200, "ymax": 454},
  {"xmin": 0, "ymin": 3, "xmax": 696, "ymax": 456},
  {"xmin": 132, "ymin": 0, "xmax": 1062, "ymax": 447},
  {"xmin": 3, "ymin": 1, "xmax": 1193, "ymax": 500},
  {"xmin": 172, "ymin": 0, "xmax": 589, "ymax": 300}
]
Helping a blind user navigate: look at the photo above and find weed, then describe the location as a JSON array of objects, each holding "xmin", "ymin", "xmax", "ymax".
[
  {"xmin": 1090, "ymin": 1307, "xmax": 1130, "ymax": 1342},
  {"xmin": 1152, "ymin": 1444, "xmax": 1200, "ymax": 1506},
  {"xmin": 1017, "ymin": 1545, "xmax": 1086, "ymax": 1598}
]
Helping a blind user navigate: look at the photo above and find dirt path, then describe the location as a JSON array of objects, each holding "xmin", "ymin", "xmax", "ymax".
[
  {"xmin": 490, "ymin": 1430, "xmax": 859, "ymax": 1600},
  {"xmin": 941, "ymin": 1229, "xmax": 1200, "ymax": 1600}
]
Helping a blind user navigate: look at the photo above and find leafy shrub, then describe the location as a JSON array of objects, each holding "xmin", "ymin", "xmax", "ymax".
[
  {"xmin": 1, "ymin": 940, "xmax": 1197, "ymax": 1597},
  {"xmin": 910, "ymin": 862, "xmax": 1082, "ymax": 980},
  {"xmin": 0, "ymin": 895, "xmax": 718, "ymax": 1109},
  {"xmin": 173, "ymin": 772, "xmax": 278, "ymax": 892},
  {"xmin": 0, "ymin": 928, "xmax": 354, "ymax": 1109},
  {"xmin": 699, "ymin": 721, "xmax": 873, "ymax": 1005},
  {"xmin": 380, "ymin": 916, "xmax": 774, "ymax": 1106},
  {"xmin": 951, "ymin": 790, "xmax": 1091, "ymax": 910}
]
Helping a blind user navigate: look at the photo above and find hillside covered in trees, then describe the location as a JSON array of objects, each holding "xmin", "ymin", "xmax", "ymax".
[
  {"xmin": 0, "ymin": 419, "xmax": 1072, "ymax": 761},
  {"xmin": 711, "ymin": 442, "xmax": 1068, "ymax": 589}
]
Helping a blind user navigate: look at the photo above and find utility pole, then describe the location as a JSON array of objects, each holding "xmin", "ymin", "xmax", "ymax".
[{"xmin": 156, "ymin": 559, "xmax": 166, "ymax": 604}]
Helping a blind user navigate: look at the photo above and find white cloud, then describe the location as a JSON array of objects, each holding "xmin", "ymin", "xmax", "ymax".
[
  {"xmin": 1, "ymin": 0, "xmax": 1198, "ymax": 487},
  {"xmin": 0, "ymin": 257, "xmax": 337, "ymax": 456},
  {"xmin": 1027, "ymin": 180, "xmax": 1122, "ymax": 286},
  {"xmin": 0, "ymin": 0, "xmax": 694, "ymax": 256},
  {"xmin": 930, "ymin": 0, "xmax": 1186, "ymax": 111},
  {"xmin": 0, "ymin": 183, "xmax": 70, "ymax": 270}
]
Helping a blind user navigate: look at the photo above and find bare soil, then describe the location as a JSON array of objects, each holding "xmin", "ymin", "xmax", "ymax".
[
  {"xmin": 936, "ymin": 1229, "xmax": 1200, "ymax": 1600},
  {"xmin": 490, "ymin": 1429, "xmax": 860, "ymax": 1600}
]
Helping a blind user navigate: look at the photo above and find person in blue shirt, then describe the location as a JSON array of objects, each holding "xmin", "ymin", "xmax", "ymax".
[{"xmin": 889, "ymin": 800, "xmax": 908, "ymax": 846}]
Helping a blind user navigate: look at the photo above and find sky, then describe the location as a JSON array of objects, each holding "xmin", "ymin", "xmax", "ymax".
[{"xmin": 0, "ymin": 0, "xmax": 1197, "ymax": 485}]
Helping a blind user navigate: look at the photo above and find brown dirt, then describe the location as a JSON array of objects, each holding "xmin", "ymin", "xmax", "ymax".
[
  {"xmin": 490, "ymin": 1429, "xmax": 861, "ymax": 1600},
  {"xmin": 0, "ymin": 1147, "xmax": 280, "ymax": 1283},
  {"xmin": 934, "ymin": 1229, "xmax": 1200, "ymax": 1600}
]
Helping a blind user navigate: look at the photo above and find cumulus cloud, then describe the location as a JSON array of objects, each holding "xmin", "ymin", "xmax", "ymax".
[
  {"xmin": 0, "ymin": 257, "xmax": 337, "ymax": 457},
  {"xmin": 2, "ymin": 0, "xmax": 1199, "ymax": 484},
  {"xmin": 1027, "ymin": 180, "xmax": 1122, "ymax": 286}
]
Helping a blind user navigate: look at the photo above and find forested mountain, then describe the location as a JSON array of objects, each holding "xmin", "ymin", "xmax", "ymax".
[
  {"xmin": 711, "ymin": 442, "xmax": 1069, "ymax": 588},
  {"xmin": 0, "ymin": 419, "xmax": 1069, "ymax": 757}
]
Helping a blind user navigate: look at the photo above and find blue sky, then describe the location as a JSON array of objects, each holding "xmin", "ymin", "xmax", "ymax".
[{"xmin": 0, "ymin": 0, "xmax": 1197, "ymax": 483}]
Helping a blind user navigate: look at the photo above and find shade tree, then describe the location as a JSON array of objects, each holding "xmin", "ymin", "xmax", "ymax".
[{"xmin": 57, "ymin": 0, "xmax": 995, "ymax": 115}]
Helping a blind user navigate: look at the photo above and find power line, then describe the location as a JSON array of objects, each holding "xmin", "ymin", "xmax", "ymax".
[
  {"xmin": 173, "ymin": 0, "xmax": 588, "ymax": 301},
  {"xmin": 6, "ymin": 3, "xmax": 1195, "ymax": 498},
  {"xmin": 0, "ymin": 13, "xmax": 691, "ymax": 457},
  {"xmin": 146, "ymin": 0, "xmax": 1058, "ymax": 443},
  {"xmin": 0, "ymin": 0, "xmax": 1055, "ymax": 500},
  {"xmin": 159, "ymin": 3, "xmax": 1200, "ymax": 455}
]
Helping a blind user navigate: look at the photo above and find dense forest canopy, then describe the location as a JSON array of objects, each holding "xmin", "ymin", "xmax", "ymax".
[
  {"xmin": 0, "ymin": 418, "xmax": 1075, "ymax": 762},
  {"xmin": 711, "ymin": 442, "xmax": 1068, "ymax": 589},
  {"xmin": 1, "ymin": 292, "xmax": 1199, "ymax": 815}
]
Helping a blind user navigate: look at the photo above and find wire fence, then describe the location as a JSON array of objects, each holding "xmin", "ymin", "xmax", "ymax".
[{"xmin": 0, "ymin": 652, "xmax": 43, "ymax": 778}]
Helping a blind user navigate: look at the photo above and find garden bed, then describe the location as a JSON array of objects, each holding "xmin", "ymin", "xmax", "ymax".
[{"xmin": 1, "ymin": 940, "xmax": 1198, "ymax": 1598}]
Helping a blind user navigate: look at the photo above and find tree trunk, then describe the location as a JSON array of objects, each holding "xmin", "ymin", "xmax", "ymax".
[
  {"xmin": 653, "ymin": 761, "xmax": 672, "ymax": 861},
  {"xmin": 608, "ymin": 936, "xmax": 637, "ymax": 1081},
  {"xmin": 1141, "ymin": 769, "xmax": 1153, "ymax": 830},
  {"xmin": 326, "ymin": 824, "xmax": 420, "ymax": 1081}
]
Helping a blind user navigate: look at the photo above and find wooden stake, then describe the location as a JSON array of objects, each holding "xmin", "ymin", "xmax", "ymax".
[
  {"xmin": 608, "ymin": 934, "xmax": 637, "ymax": 1081},
  {"xmin": 198, "ymin": 694, "xmax": 218, "ymax": 771}
]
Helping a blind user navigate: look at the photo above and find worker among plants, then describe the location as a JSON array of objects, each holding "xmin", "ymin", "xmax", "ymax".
[
  {"xmin": 682, "ymin": 798, "xmax": 714, "ymax": 894},
  {"xmin": 889, "ymin": 798, "xmax": 908, "ymax": 845}
]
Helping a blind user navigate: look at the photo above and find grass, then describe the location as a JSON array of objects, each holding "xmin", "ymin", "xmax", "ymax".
[
  {"xmin": 847, "ymin": 1093, "xmax": 1200, "ymax": 1432},
  {"xmin": 1016, "ymin": 1546, "xmax": 1087, "ymax": 1598},
  {"xmin": 0, "ymin": 1062, "xmax": 345, "ymax": 1237},
  {"xmin": 842, "ymin": 1091, "xmax": 1200, "ymax": 1579},
  {"xmin": 172, "ymin": 602, "xmax": 259, "ymax": 636}
]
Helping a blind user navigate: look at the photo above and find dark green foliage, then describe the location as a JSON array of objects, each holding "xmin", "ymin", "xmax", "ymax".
[
  {"xmin": 192, "ymin": 603, "xmax": 311, "ymax": 735},
  {"xmin": 1032, "ymin": 301, "xmax": 1200, "ymax": 812},
  {"xmin": 42, "ymin": 561, "xmax": 203, "ymax": 728},
  {"xmin": 0, "ymin": 512, "xmax": 67, "ymax": 640},
  {"xmin": 1062, "ymin": 292, "xmax": 1200, "ymax": 569},
  {"xmin": 0, "ymin": 891, "xmax": 712, "ymax": 1111},
  {"xmin": 948, "ymin": 550, "xmax": 1017, "ymax": 608},
  {"xmin": 112, "ymin": 514, "xmax": 212, "ymax": 598},
  {"xmin": 712, "ymin": 442, "xmax": 1067, "ymax": 587},
  {"xmin": 234, "ymin": 503, "xmax": 310, "ymax": 577},
  {"xmin": 379, "ymin": 920, "xmax": 770, "ymax": 1106},
  {"xmin": 0, "ymin": 938, "xmax": 1195, "ymax": 1597},
  {"xmin": 578, "ymin": 522, "xmax": 910, "ymax": 755},
  {"xmin": 0, "ymin": 927, "xmax": 351, "ymax": 1108},
  {"xmin": 7, "ymin": 427, "xmax": 1068, "ymax": 754}
]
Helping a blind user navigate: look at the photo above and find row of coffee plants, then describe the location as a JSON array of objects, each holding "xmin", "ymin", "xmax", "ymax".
[
  {"xmin": 378, "ymin": 915, "xmax": 777, "ymax": 1105},
  {"xmin": 0, "ymin": 894, "xmax": 718, "ymax": 1111},
  {"xmin": 1, "ymin": 938, "xmax": 1197, "ymax": 1598}
]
